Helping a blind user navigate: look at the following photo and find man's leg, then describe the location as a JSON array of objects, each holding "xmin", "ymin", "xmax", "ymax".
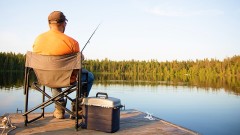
[
  {"xmin": 52, "ymin": 88, "xmax": 67, "ymax": 119},
  {"xmin": 82, "ymin": 68, "xmax": 94, "ymax": 97},
  {"xmin": 70, "ymin": 69, "xmax": 94, "ymax": 119}
]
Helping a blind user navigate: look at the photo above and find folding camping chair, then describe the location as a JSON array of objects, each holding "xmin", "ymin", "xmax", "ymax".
[{"xmin": 23, "ymin": 51, "xmax": 88, "ymax": 130}]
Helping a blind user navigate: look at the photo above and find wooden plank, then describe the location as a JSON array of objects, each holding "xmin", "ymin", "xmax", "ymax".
[{"xmin": 1, "ymin": 109, "xmax": 198, "ymax": 135}]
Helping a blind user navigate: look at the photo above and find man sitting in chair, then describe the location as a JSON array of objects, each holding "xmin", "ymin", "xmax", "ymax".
[{"xmin": 32, "ymin": 11, "xmax": 94, "ymax": 119}]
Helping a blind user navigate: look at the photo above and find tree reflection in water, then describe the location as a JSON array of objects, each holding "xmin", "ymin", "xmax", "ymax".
[{"xmin": 0, "ymin": 72, "xmax": 239, "ymax": 95}]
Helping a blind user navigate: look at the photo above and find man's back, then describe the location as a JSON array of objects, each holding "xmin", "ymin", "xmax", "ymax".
[{"xmin": 33, "ymin": 29, "xmax": 79, "ymax": 55}]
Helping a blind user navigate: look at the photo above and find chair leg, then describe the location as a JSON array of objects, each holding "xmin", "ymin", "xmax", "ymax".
[
  {"xmin": 23, "ymin": 84, "xmax": 76, "ymax": 117},
  {"xmin": 42, "ymin": 86, "xmax": 45, "ymax": 118},
  {"xmin": 24, "ymin": 85, "xmax": 29, "ymax": 126},
  {"xmin": 24, "ymin": 68, "xmax": 30, "ymax": 126},
  {"xmin": 74, "ymin": 71, "xmax": 89, "ymax": 130},
  {"xmin": 23, "ymin": 75, "xmax": 79, "ymax": 127}
]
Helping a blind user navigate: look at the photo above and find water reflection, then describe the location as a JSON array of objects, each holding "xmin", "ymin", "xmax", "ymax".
[
  {"xmin": 0, "ymin": 72, "xmax": 240, "ymax": 135},
  {"xmin": 0, "ymin": 72, "xmax": 240, "ymax": 95},
  {"xmin": 0, "ymin": 71, "xmax": 24, "ymax": 89},
  {"xmin": 94, "ymin": 73, "xmax": 240, "ymax": 95}
]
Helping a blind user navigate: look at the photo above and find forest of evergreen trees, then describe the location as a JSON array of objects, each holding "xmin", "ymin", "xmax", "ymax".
[
  {"xmin": 84, "ymin": 56, "xmax": 240, "ymax": 77},
  {"xmin": 0, "ymin": 52, "xmax": 25, "ymax": 71},
  {"xmin": 0, "ymin": 52, "xmax": 240, "ymax": 78},
  {"xmin": 1, "ymin": 52, "xmax": 240, "ymax": 93}
]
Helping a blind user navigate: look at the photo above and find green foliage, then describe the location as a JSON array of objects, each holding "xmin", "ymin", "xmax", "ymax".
[
  {"xmin": 84, "ymin": 56, "xmax": 240, "ymax": 77},
  {"xmin": 0, "ymin": 52, "xmax": 239, "ymax": 77},
  {"xmin": 0, "ymin": 52, "xmax": 25, "ymax": 71},
  {"xmin": 0, "ymin": 52, "xmax": 239, "ymax": 94}
]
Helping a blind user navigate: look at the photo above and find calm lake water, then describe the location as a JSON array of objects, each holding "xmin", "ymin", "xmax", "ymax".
[{"xmin": 1, "ymin": 74, "xmax": 240, "ymax": 135}]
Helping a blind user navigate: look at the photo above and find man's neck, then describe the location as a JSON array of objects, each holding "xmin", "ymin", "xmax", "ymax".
[{"xmin": 49, "ymin": 25, "xmax": 64, "ymax": 33}]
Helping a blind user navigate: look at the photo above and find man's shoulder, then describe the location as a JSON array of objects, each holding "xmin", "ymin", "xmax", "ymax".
[
  {"xmin": 61, "ymin": 33, "xmax": 79, "ymax": 46},
  {"xmin": 35, "ymin": 31, "xmax": 51, "ymax": 39},
  {"xmin": 63, "ymin": 33, "xmax": 77, "ymax": 42}
]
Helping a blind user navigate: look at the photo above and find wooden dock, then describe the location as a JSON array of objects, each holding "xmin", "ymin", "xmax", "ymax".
[{"xmin": 1, "ymin": 109, "xmax": 198, "ymax": 135}]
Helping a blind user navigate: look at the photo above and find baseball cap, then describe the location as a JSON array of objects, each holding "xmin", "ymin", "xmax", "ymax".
[{"xmin": 48, "ymin": 11, "xmax": 68, "ymax": 24}]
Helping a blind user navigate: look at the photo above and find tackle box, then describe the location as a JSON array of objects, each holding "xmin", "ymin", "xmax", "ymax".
[{"xmin": 82, "ymin": 92, "xmax": 122, "ymax": 133}]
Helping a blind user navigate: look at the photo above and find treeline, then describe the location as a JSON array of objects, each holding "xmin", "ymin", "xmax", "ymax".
[
  {"xmin": 0, "ymin": 52, "xmax": 240, "ymax": 77},
  {"xmin": 0, "ymin": 52, "xmax": 25, "ymax": 71},
  {"xmin": 84, "ymin": 56, "xmax": 240, "ymax": 77}
]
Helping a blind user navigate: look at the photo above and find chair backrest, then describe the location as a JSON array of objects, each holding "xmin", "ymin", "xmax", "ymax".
[{"xmin": 25, "ymin": 51, "xmax": 81, "ymax": 88}]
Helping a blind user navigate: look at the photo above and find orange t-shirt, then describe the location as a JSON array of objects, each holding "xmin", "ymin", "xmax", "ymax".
[
  {"xmin": 33, "ymin": 29, "xmax": 80, "ymax": 83},
  {"xmin": 33, "ymin": 29, "xmax": 79, "ymax": 55}
]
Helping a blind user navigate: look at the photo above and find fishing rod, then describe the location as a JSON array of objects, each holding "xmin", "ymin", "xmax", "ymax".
[
  {"xmin": 78, "ymin": 23, "xmax": 101, "ymax": 99},
  {"xmin": 76, "ymin": 24, "xmax": 101, "ymax": 128},
  {"xmin": 81, "ymin": 23, "xmax": 101, "ymax": 53}
]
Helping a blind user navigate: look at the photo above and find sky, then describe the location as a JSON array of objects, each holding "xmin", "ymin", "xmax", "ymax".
[{"xmin": 0, "ymin": 0, "xmax": 239, "ymax": 61}]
